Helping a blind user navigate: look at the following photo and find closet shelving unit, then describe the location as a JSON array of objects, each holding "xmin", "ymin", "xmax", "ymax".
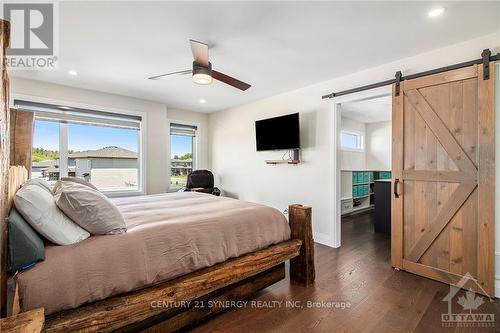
[{"xmin": 341, "ymin": 170, "xmax": 391, "ymax": 215}]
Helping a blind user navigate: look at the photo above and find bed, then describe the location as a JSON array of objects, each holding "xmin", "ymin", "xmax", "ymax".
[
  {"xmin": 4, "ymin": 166, "xmax": 315, "ymax": 332},
  {"xmin": 17, "ymin": 191, "xmax": 291, "ymax": 315}
]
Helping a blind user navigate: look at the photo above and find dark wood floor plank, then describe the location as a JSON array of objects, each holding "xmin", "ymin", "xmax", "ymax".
[{"xmin": 189, "ymin": 212, "xmax": 499, "ymax": 333}]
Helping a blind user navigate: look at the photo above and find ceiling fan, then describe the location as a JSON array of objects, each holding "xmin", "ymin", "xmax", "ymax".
[{"xmin": 148, "ymin": 39, "xmax": 251, "ymax": 91}]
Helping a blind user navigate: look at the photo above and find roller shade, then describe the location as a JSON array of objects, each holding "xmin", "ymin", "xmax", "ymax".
[
  {"xmin": 170, "ymin": 123, "xmax": 197, "ymax": 137},
  {"xmin": 13, "ymin": 100, "xmax": 141, "ymax": 130}
]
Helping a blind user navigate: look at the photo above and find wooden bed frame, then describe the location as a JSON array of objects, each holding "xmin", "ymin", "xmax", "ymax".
[{"xmin": 3, "ymin": 165, "xmax": 315, "ymax": 332}]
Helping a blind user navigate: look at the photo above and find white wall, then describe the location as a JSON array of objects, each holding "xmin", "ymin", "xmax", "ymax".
[
  {"xmin": 365, "ymin": 121, "xmax": 392, "ymax": 171},
  {"xmin": 340, "ymin": 117, "xmax": 366, "ymax": 171},
  {"xmin": 10, "ymin": 77, "xmax": 209, "ymax": 195},
  {"xmin": 208, "ymin": 32, "xmax": 500, "ymax": 252},
  {"xmin": 210, "ymin": 107, "xmax": 332, "ymax": 243}
]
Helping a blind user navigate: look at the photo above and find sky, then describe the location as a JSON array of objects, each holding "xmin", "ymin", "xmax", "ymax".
[
  {"xmin": 33, "ymin": 120, "xmax": 192, "ymax": 157},
  {"xmin": 170, "ymin": 135, "xmax": 193, "ymax": 158}
]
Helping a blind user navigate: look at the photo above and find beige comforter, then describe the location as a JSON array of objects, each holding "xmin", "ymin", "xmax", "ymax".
[{"xmin": 17, "ymin": 192, "xmax": 291, "ymax": 315}]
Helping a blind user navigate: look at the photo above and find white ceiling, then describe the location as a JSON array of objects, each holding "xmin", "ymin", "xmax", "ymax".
[
  {"xmin": 341, "ymin": 95, "xmax": 392, "ymax": 123},
  {"xmin": 9, "ymin": 2, "xmax": 500, "ymax": 113}
]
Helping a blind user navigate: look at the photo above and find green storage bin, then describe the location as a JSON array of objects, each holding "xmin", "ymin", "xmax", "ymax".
[
  {"xmin": 352, "ymin": 186, "xmax": 358, "ymax": 197},
  {"xmin": 357, "ymin": 172, "xmax": 363, "ymax": 183},
  {"xmin": 363, "ymin": 172, "xmax": 369, "ymax": 183},
  {"xmin": 378, "ymin": 171, "xmax": 391, "ymax": 180},
  {"xmin": 369, "ymin": 172, "xmax": 374, "ymax": 183},
  {"xmin": 353, "ymin": 185, "xmax": 370, "ymax": 197},
  {"xmin": 352, "ymin": 172, "xmax": 358, "ymax": 185},
  {"xmin": 362, "ymin": 185, "xmax": 369, "ymax": 196}
]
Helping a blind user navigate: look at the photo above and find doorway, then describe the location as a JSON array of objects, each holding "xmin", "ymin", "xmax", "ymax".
[
  {"xmin": 330, "ymin": 86, "xmax": 392, "ymax": 248},
  {"xmin": 340, "ymin": 94, "xmax": 392, "ymax": 220}
]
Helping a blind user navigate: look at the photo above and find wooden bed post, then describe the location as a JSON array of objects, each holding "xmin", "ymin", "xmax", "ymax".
[
  {"xmin": 288, "ymin": 204, "xmax": 315, "ymax": 286},
  {"xmin": 0, "ymin": 19, "xmax": 11, "ymax": 319}
]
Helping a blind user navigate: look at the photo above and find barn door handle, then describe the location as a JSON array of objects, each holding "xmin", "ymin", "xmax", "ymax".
[{"xmin": 394, "ymin": 178, "xmax": 400, "ymax": 198}]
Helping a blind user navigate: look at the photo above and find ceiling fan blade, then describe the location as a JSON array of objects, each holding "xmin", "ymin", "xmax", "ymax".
[
  {"xmin": 212, "ymin": 70, "xmax": 251, "ymax": 91},
  {"xmin": 148, "ymin": 69, "xmax": 192, "ymax": 80},
  {"xmin": 189, "ymin": 39, "xmax": 209, "ymax": 67}
]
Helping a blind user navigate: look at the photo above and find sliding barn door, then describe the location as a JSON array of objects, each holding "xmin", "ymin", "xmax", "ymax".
[{"xmin": 391, "ymin": 64, "xmax": 495, "ymax": 296}]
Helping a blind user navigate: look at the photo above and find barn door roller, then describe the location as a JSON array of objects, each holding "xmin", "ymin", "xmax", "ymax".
[
  {"xmin": 394, "ymin": 71, "xmax": 402, "ymax": 96},
  {"xmin": 482, "ymin": 49, "xmax": 491, "ymax": 80}
]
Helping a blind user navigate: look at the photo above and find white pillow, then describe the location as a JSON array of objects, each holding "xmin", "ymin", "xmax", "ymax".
[
  {"xmin": 24, "ymin": 178, "xmax": 53, "ymax": 194},
  {"xmin": 59, "ymin": 177, "xmax": 98, "ymax": 191},
  {"xmin": 14, "ymin": 183, "xmax": 90, "ymax": 245},
  {"xmin": 54, "ymin": 180, "xmax": 127, "ymax": 235}
]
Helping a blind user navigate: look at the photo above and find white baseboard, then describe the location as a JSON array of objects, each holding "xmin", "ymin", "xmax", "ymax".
[
  {"xmin": 313, "ymin": 231, "xmax": 338, "ymax": 248},
  {"xmin": 495, "ymin": 276, "xmax": 500, "ymax": 299}
]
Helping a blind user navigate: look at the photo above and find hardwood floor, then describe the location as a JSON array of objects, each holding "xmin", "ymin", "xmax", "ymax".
[{"xmin": 190, "ymin": 212, "xmax": 499, "ymax": 333}]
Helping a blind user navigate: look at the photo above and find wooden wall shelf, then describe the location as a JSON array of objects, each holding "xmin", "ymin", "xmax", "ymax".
[{"xmin": 265, "ymin": 160, "xmax": 300, "ymax": 165}]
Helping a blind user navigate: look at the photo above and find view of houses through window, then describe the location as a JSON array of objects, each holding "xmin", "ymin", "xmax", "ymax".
[
  {"xmin": 28, "ymin": 102, "xmax": 142, "ymax": 192},
  {"xmin": 67, "ymin": 123, "xmax": 139, "ymax": 191},
  {"xmin": 30, "ymin": 105, "xmax": 197, "ymax": 193},
  {"xmin": 170, "ymin": 123, "xmax": 196, "ymax": 191}
]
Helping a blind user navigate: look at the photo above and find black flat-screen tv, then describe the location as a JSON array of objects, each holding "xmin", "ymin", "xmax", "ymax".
[{"xmin": 255, "ymin": 113, "xmax": 300, "ymax": 151}]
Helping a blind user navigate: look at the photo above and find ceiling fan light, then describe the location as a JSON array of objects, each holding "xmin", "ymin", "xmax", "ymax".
[
  {"xmin": 193, "ymin": 73, "xmax": 212, "ymax": 85},
  {"xmin": 192, "ymin": 62, "xmax": 213, "ymax": 85}
]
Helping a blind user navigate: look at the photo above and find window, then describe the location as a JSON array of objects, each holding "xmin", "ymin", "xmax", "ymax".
[
  {"xmin": 68, "ymin": 123, "xmax": 139, "ymax": 191},
  {"xmin": 18, "ymin": 100, "xmax": 143, "ymax": 193},
  {"xmin": 170, "ymin": 123, "xmax": 197, "ymax": 191},
  {"xmin": 32, "ymin": 119, "xmax": 60, "ymax": 184},
  {"xmin": 341, "ymin": 131, "xmax": 364, "ymax": 151}
]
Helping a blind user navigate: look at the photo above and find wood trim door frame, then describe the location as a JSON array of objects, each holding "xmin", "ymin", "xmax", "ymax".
[{"xmin": 329, "ymin": 85, "xmax": 392, "ymax": 248}]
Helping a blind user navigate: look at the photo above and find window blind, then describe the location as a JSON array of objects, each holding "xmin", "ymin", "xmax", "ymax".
[
  {"xmin": 13, "ymin": 100, "xmax": 141, "ymax": 130},
  {"xmin": 170, "ymin": 123, "xmax": 197, "ymax": 137}
]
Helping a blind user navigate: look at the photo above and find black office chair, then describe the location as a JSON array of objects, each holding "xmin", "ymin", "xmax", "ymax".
[{"xmin": 178, "ymin": 170, "xmax": 221, "ymax": 196}]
